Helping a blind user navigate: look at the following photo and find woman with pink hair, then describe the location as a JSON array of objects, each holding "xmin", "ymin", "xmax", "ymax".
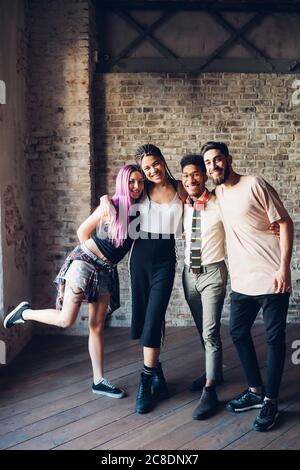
[{"xmin": 4, "ymin": 164, "xmax": 144, "ymax": 399}]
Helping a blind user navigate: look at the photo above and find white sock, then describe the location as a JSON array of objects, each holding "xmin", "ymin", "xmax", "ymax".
[
  {"xmin": 94, "ymin": 377, "xmax": 104, "ymax": 386},
  {"xmin": 22, "ymin": 308, "xmax": 32, "ymax": 320}
]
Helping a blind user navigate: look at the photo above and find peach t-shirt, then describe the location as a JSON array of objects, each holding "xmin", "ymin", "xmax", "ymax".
[{"xmin": 215, "ymin": 176, "xmax": 289, "ymax": 295}]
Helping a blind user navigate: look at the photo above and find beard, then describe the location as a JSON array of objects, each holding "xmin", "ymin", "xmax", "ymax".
[{"xmin": 212, "ymin": 164, "xmax": 230, "ymax": 185}]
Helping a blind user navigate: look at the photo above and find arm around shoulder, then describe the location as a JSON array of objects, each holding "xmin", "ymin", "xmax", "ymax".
[{"xmin": 177, "ymin": 180, "xmax": 187, "ymax": 202}]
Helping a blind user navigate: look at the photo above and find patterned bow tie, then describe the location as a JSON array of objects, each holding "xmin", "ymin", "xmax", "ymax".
[{"xmin": 186, "ymin": 189, "xmax": 211, "ymax": 211}]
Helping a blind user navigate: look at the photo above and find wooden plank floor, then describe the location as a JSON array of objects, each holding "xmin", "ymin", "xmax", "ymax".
[{"xmin": 0, "ymin": 324, "xmax": 299, "ymax": 450}]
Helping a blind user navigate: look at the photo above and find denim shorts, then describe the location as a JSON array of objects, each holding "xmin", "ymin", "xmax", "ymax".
[{"xmin": 63, "ymin": 244, "xmax": 111, "ymax": 296}]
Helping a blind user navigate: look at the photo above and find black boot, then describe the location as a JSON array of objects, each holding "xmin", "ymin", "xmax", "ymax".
[
  {"xmin": 190, "ymin": 373, "xmax": 223, "ymax": 392},
  {"xmin": 190, "ymin": 373, "xmax": 207, "ymax": 392},
  {"xmin": 192, "ymin": 386, "xmax": 219, "ymax": 420},
  {"xmin": 152, "ymin": 361, "xmax": 170, "ymax": 401},
  {"xmin": 135, "ymin": 372, "xmax": 154, "ymax": 414}
]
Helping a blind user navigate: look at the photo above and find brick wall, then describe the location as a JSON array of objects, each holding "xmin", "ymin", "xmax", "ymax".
[
  {"xmin": 94, "ymin": 73, "xmax": 300, "ymax": 327},
  {"xmin": 27, "ymin": 0, "xmax": 95, "ymax": 317},
  {"xmin": 26, "ymin": 0, "xmax": 300, "ymax": 333}
]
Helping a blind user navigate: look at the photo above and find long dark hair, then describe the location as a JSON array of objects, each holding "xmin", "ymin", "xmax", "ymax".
[{"xmin": 134, "ymin": 144, "xmax": 177, "ymax": 188}]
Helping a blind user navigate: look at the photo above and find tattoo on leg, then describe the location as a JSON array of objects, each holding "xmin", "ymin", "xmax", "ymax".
[{"xmin": 67, "ymin": 285, "xmax": 84, "ymax": 305}]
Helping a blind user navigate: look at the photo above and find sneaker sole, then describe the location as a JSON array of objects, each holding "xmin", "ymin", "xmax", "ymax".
[
  {"xmin": 3, "ymin": 301, "xmax": 29, "ymax": 328},
  {"xmin": 228, "ymin": 403, "xmax": 263, "ymax": 412},
  {"xmin": 92, "ymin": 389, "xmax": 126, "ymax": 399},
  {"xmin": 254, "ymin": 412, "xmax": 279, "ymax": 432}
]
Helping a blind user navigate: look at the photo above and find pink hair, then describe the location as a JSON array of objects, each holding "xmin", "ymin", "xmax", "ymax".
[{"xmin": 108, "ymin": 164, "xmax": 142, "ymax": 247}]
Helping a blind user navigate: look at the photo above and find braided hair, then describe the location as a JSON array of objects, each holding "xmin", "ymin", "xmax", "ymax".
[{"xmin": 134, "ymin": 144, "xmax": 176, "ymax": 187}]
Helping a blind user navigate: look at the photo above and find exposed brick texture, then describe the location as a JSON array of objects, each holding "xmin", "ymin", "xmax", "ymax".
[
  {"xmin": 26, "ymin": 1, "xmax": 300, "ymax": 333},
  {"xmin": 94, "ymin": 73, "xmax": 300, "ymax": 328},
  {"xmin": 27, "ymin": 0, "xmax": 95, "ymax": 313}
]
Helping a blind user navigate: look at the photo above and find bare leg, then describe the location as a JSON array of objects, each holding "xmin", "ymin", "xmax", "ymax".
[
  {"xmin": 88, "ymin": 294, "xmax": 110, "ymax": 384},
  {"xmin": 143, "ymin": 346, "xmax": 160, "ymax": 368},
  {"xmin": 22, "ymin": 283, "xmax": 84, "ymax": 328},
  {"xmin": 206, "ymin": 379, "xmax": 217, "ymax": 387}
]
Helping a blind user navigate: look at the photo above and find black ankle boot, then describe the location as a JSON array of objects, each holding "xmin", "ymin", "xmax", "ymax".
[
  {"xmin": 152, "ymin": 362, "xmax": 170, "ymax": 401},
  {"xmin": 192, "ymin": 386, "xmax": 219, "ymax": 420},
  {"xmin": 135, "ymin": 372, "xmax": 154, "ymax": 414}
]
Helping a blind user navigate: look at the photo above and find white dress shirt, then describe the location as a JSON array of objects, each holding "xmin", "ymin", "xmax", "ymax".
[{"xmin": 183, "ymin": 191, "xmax": 225, "ymax": 266}]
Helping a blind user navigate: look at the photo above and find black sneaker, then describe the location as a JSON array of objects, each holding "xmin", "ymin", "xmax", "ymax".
[
  {"xmin": 253, "ymin": 400, "xmax": 279, "ymax": 432},
  {"xmin": 152, "ymin": 362, "xmax": 170, "ymax": 401},
  {"xmin": 190, "ymin": 373, "xmax": 223, "ymax": 392},
  {"xmin": 226, "ymin": 388, "xmax": 265, "ymax": 412},
  {"xmin": 192, "ymin": 386, "xmax": 219, "ymax": 420},
  {"xmin": 4, "ymin": 302, "xmax": 30, "ymax": 328},
  {"xmin": 135, "ymin": 372, "xmax": 154, "ymax": 414},
  {"xmin": 92, "ymin": 378, "xmax": 126, "ymax": 398}
]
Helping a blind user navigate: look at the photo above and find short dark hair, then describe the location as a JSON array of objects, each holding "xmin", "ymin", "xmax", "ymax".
[
  {"xmin": 180, "ymin": 154, "xmax": 206, "ymax": 174},
  {"xmin": 200, "ymin": 141, "xmax": 229, "ymax": 158}
]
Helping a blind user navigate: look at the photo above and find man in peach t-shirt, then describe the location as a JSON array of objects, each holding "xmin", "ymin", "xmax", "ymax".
[{"xmin": 201, "ymin": 141, "xmax": 294, "ymax": 432}]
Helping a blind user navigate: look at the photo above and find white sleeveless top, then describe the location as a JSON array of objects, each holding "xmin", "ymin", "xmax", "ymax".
[{"xmin": 139, "ymin": 192, "xmax": 183, "ymax": 235}]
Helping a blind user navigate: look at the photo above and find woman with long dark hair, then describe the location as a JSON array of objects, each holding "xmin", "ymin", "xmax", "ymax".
[
  {"xmin": 131, "ymin": 144, "xmax": 185, "ymax": 413},
  {"xmin": 101, "ymin": 145, "xmax": 185, "ymax": 413}
]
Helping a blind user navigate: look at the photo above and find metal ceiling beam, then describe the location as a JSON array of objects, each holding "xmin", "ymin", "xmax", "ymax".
[
  {"xmin": 96, "ymin": 58, "xmax": 299, "ymax": 74},
  {"xmin": 106, "ymin": 10, "xmax": 175, "ymax": 70},
  {"xmin": 93, "ymin": 1, "xmax": 300, "ymax": 14},
  {"xmin": 110, "ymin": 9, "xmax": 191, "ymax": 72},
  {"xmin": 115, "ymin": 10, "xmax": 177, "ymax": 60},
  {"xmin": 195, "ymin": 12, "xmax": 269, "ymax": 73},
  {"xmin": 209, "ymin": 12, "xmax": 274, "ymax": 72},
  {"xmin": 94, "ymin": 1, "xmax": 300, "ymax": 73}
]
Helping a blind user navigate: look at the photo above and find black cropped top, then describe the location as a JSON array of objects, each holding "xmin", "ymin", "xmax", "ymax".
[{"xmin": 91, "ymin": 232, "xmax": 133, "ymax": 264}]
